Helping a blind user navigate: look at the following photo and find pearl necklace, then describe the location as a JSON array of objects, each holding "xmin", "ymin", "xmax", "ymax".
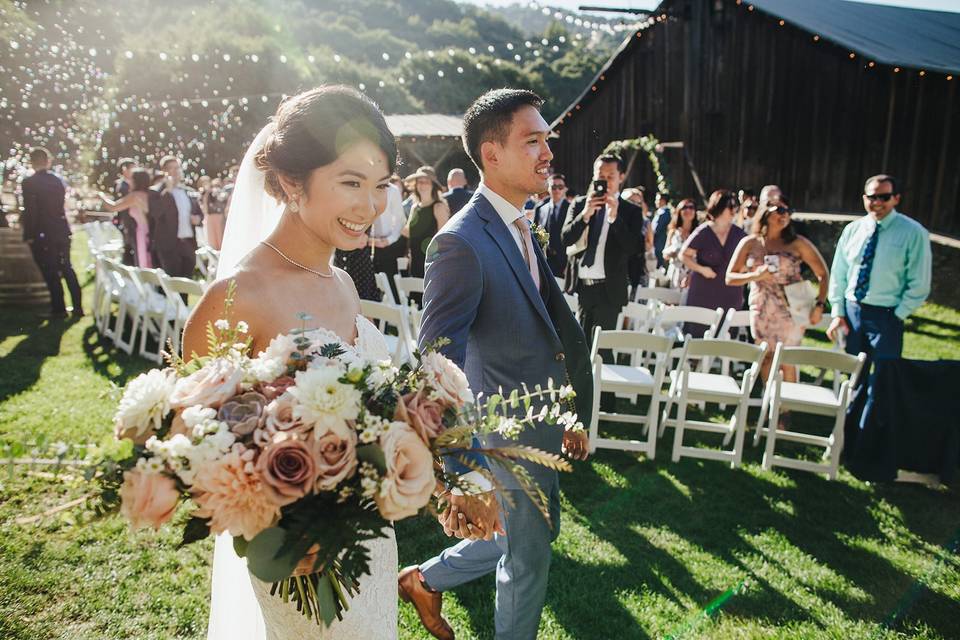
[{"xmin": 260, "ymin": 241, "xmax": 333, "ymax": 278}]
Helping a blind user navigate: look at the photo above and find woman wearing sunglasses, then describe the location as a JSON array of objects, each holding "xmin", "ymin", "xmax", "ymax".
[
  {"xmin": 662, "ymin": 198, "xmax": 701, "ymax": 294},
  {"xmin": 726, "ymin": 198, "xmax": 829, "ymax": 425}
]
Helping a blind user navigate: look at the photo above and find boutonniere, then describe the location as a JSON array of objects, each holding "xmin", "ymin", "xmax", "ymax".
[{"xmin": 531, "ymin": 223, "xmax": 549, "ymax": 252}]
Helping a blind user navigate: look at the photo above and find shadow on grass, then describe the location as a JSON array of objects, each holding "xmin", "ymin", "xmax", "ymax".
[
  {"xmin": 81, "ymin": 324, "xmax": 152, "ymax": 385},
  {"xmin": 0, "ymin": 310, "xmax": 76, "ymax": 403}
]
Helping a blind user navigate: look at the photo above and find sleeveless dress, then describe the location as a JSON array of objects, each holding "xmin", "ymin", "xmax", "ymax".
[
  {"xmin": 407, "ymin": 202, "xmax": 438, "ymax": 278},
  {"xmin": 206, "ymin": 316, "xmax": 398, "ymax": 640},
  {"xmin": 746, "ymin": 243, "xmax": 805, "ymax": 347},
  {"xmin": 127, "ymin": 200, "xmax": 152, "ymax": 268}
]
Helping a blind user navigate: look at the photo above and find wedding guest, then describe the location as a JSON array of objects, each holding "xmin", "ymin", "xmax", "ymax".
[
  {"xmin": 203, "ymin": 177, "xmax": 229, "ymax": 250},
  {"xmin": 562, "ymin": 154, "xmax": 644, "ymax": 351},
  {"xmin": 148, "ymin": 155, "xmax": 203, "ymax": 278},
  {"xmin": 727, "ymin": 198, "xmax": 829, "ymax": 400},
  {"xmin": 402, "ymin": 166, "xmax": 449, "ymax": 278},
  {"xmin": 532, "ymin": 173, "xmax": 570, "ymax": 277},
  {"xmin": 826, "ymin": 174, "xmax": 931, "ymax": 449},
  {"xmin": 334, "ymin": 247, "xmax": 381, "ymax": 301},
  {"xmin": 98, "ymin": 168, "xmax": 153, "ymax": 268},
  {"xmin": 681, "ymin": 189, "xmax": 747, "ymax": 337},
  {"xmin": 622, "ymin": 186, "xmax": 654, "ymax": 286},
  {"xmin": 651, "ymin": 191, "xmax": 673, "ymax": 269},
  {"xmin": 441, "ymin": 168, "xmax": 473, "ymax": 214},
  {"xmin": 735, "ymin": 188, "xmax": 759, "ymax": 230},
  {"xmin": 20, "ymin": 147, "xmax": 83, "ymax": 318},
  {"xmin": 662, "ymin": 198, "xmax": 700, "ymax": 292},
  {"xmin": 114, "ymin": 157, "xmax": 138, "ymax": 265},
  {"xmin": 370, "ymin": 180, "xmax": 408, "ymax": 300}
]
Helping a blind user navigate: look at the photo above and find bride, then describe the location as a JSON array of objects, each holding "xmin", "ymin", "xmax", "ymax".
[{"xmin": 182, "ymin": 86, "xmax": 399, "ymax": 640}]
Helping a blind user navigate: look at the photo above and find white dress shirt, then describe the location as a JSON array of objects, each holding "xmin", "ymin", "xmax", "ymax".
[
  {"xmin": 172, "ymin": 187, "xmax": 194, "ymax": 239},
  {"xmin": 477, "ymin": 183, "xmax": 525, "ymax": 255},
  {"xmin": 371, "ymin": 183, "xmax": 406, "ymax": 244},
  {"xmin": 578, "ymin": 191, "xmax": 620, "ymax": 280}
]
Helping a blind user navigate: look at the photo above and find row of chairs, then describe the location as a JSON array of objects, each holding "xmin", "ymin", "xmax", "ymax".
[{"xmin": 588, "ymin": 327, "xmax": 866, "ymax": 480}]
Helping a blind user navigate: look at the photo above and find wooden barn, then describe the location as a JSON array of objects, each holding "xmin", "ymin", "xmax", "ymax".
[{"xmin": 548, "ymin": 0, "xmax": 960, "ymax": 234}]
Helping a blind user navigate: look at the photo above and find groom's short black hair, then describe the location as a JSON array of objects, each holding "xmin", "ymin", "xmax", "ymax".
[{"xmin": 462, "ymin": 89, "xmax": 544, "ymax": 172}]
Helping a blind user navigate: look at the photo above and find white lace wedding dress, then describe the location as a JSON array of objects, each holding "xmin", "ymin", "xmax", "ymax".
[{"xmin": 206, "ymin": 316, "xmax": 399, "ymax": 640}]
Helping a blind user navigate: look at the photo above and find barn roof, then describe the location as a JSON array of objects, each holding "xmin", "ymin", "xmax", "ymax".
[
  {"xmin": 384, "ymin": 114, "xmax": 463, "ymax": 139},
  {"xmin": 750, "ymin": 0, "xmax": 960, "ymax": 75},
  {"xmin": 552, "ymin": 0, "xmax": 960, "ymax": 129}
]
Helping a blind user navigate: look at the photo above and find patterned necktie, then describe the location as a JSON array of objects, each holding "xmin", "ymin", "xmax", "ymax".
[
  {"xmin": 514, "ymin": 218, "xmax": 541, "ymax": 291},
  {"xmin": 854, "ymin": 223, "xmax": 880, "ymax": 302}
]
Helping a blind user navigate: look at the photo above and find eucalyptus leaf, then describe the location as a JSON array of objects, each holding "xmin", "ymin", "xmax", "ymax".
[
  {"xmin": 315, "ymin": 573, "xmax": 337, "ymax": 627},
  {"xmin": 246, "ymin": 527, "xmax": 298, "ymax": 583},
  {"xmin": 233, "ymin": 535, "xmax": 249, "ymax": 558}
]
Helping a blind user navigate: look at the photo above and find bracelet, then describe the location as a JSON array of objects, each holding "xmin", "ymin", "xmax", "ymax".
[{"xmin": 815, "ymin": 300, "xmax": 826, "ymax": 309}]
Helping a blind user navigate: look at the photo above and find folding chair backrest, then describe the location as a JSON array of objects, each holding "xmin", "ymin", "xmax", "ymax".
[
  {"xmin": 136, "ymin": 268, "xmax": 164, "ymax": 289},
  {"xmin": 777, "ymin": 346, "xmax": 867, "ymax": 386},
  {"xmin": 683, "ymin": 338, "xmax": 767, "ymax": 364},
  {"xmin": 393, "ymin": 275, "xmax": 425, "ymax": 307},
  {"xmin": 719, "ymin": 308, "xmax": 752, "ymax": 339},
  {"xmin": 161, "ymin": 274, "xmax": 205, "ymax": 300},
  {"xmin": 655, "ymin": 306, "xmax": 724, "ymax": 339},
  {"xmin": 634, "ymin": 286, "xmax": 682, "ymax": 306},
  {"xmin": 375, "ymin": 272, "xmax": 398, "ymax": 305},
  {"xmin": 359, "ymin": 298, "xmax": 406, "ymax": 329},
  {"xmin": 592, "ymin": 328, "xmax": 673, "ymax": 355},
  {"xmin": 617, "ymin": 301, "xmax": 655, "ymax": 332}
]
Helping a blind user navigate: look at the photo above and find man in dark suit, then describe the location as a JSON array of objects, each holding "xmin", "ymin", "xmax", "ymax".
[
  {"xmin": 20, "ymin": 147, "xmax": 83, "ymax": 318},
  {"xmin": 441, "ymin": 168, "xmax": 473, "ymax": 214},
  {"xmin": 561, "ymin": 154, "xmax": 644, "ymax": 349},
  {"xmin": 533, "ymin": 173, "xmax": 570, "ymax": 277},
  {"xmin": 114, "ymin": 158, "xmax": 138, "ymax": 265},
  {"xmin": 148, "ymin": 155, "xmax": 203, "ymax": 278}
]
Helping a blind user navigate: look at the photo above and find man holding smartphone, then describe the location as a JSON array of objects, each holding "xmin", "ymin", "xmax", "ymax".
[{"xmin": 561, "ymin": 154, "xmax": 645, "ymax": 358}]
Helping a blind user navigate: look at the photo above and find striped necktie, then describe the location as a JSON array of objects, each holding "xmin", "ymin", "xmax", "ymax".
[{"xmin": 854, "ymin": 223, "xmax": 880, "ymax": 302}]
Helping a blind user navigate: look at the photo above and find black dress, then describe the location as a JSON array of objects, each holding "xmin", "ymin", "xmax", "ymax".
[{"xmin": 335, "ymin": 247, "xmax": 382, "ymax": 302}]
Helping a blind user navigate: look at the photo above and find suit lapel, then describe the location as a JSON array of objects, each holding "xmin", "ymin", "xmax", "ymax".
[{"xmin": 476, "ymin": 195, "xmax": 557, "ymax": 337}]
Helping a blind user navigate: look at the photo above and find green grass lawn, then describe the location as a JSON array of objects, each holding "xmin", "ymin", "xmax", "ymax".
[{"xmin": 1, "ymin": 243, "xmax": 958, "ymax": 639}]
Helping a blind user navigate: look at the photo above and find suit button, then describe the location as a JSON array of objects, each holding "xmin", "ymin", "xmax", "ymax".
[{"xmin": 555, "ymin": 352, "xmax": 565, "ymax": 362}]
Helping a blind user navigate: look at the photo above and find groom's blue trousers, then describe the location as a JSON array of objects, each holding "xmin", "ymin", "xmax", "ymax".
[{"xmin": 419, "ymin": 475, "xmax": 562, "ymax": 640}]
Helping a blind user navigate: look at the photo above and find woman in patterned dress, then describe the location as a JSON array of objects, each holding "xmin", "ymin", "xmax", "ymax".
[{"xmin": 726, "ymin": 199, "xmax": 829, "ymax": 397}]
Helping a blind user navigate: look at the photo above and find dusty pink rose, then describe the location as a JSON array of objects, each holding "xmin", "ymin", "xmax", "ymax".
[
  {"xmin": 119, "ymin": 470, "xmax": 180, "ymax": 531},
  {"xmin": 192, "ymin": 446, "xmax": 281, "ymax": 540},
  {"xmin": 218, "ymin": 392, "xmax": 267, "ymax": 437},
  {"xmin": 374, "ymin": 422, "xmax": 435, "ymax": 520},
  {"xmin": 254, "ymin": 392, "xmax": 312, "ymax": 446},
  {"xmin": 314, "ymin": 430, "xmax": 358, "ymax": 492},
  {"xmin": 169, "ymin": 358, "xmax": 243, "ymax": 410},
  {"xmin": 420, "ymin": 351, "xmax": 473, "ymax": 408},
  {"xmin": 398, "ymin": 390, "xmax": 445, "ymax": 443},
  {"xmin": 256, "ymin": 432, "xmax": 320, "ymax": 506},
  {"xmin": 254, "ymin": 376, "xmax": 297, "ymax": 402}
]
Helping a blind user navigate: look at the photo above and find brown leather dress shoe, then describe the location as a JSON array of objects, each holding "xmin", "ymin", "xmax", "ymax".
[{"xmin": 398, "ymin": 566, "xmax": 454, "ymax": 640}]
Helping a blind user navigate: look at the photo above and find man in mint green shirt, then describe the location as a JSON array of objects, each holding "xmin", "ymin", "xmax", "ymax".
[{"xmin": 826, "ymin": 174, "xmax": 931, "ymax": 447}]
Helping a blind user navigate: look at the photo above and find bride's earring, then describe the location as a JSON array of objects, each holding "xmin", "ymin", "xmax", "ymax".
[{"xmin": 288, "ymin": 197, "xmax": 300, "ymax": 213}]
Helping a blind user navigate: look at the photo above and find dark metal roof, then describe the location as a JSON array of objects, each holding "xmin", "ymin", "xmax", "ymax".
[{"xmin": 750, "ymin": 0, "xmax": 960, "ymax": 74}]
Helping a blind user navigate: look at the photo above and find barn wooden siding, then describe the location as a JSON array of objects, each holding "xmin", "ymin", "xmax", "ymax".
[{"xmin": 549, "ymin": 0, "xmax": 960, "ymax": 234}]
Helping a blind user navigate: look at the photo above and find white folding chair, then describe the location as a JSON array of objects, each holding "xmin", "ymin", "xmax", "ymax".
[
  {"xmin": 563, "ymin": 292, "xmax": 579, "ymax": 316},
  {"xmin": 358, "ymin": 299, "xmax": 415, "ymax": 366},
  {"xmin": 374, "ymin": 272, "xmax": 399, "ymax": 305},
  {"xmin": 195, "ymin": 246, "xmax": 220, "ymax": 283},
  {"xmin": 661, "ymin": 338, "xmax": 767, "ymax": 468},
  {"xmin": 714, "ymin": 308, "xmax": 753, "ymax": 378},
  {"xmin": 396, "ymin": 257, "xmax": 409, "ymax": 274},
  {"xmin": 651, "ymin": 305, "xmax": 724, "ymax": 343},
  {"xmin": 393, "ymin": 274, "xmax": 424, "ymax": 309},
  {"xmin": 135, "ymin": 268, "xmax": 179, "ymax": 363},
  {"xmin": 159, "ymin": 273, "xmax": 206, "ymax": 357},
  {"xmin": 633, "ymin": 285, "xmax": 682, "ymax": 307},
  {"xmin": 588, "ymin": 327, "xmax": 677, "ymax": 460},
  {"xmin": 108, "ymin": 262, "xmax": 148, "ymax": 355},
  {"xmin": 612, "ymin": 301, "xmax": 658, "ymax": 370},
  {"xmin": 96, "ymin": 256, "xmax": 127, "ymax": 341},
  {"xmin": 755, "ymin": 344, "xmax": 867, "ymax": 480}
]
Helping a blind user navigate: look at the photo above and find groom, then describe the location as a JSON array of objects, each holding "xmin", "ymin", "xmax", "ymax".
[{"xmin": 398, "ymin": 89, "xmax": 593, "ymax": 640}]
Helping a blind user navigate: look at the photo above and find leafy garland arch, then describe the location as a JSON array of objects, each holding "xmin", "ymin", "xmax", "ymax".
[{"xmin": 602, "ymin": 134, "xmax": 673, "ymax": 197}]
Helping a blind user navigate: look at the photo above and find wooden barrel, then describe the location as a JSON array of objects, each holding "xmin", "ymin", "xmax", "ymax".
[{"xmin": 0, "ymin": 227, "xmax": 51, "ymax": 307}]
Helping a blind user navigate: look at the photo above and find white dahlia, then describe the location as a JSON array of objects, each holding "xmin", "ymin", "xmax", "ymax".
[{"xmin": 114, "ymin": 369, "xmax": 176, "ymax": 443}]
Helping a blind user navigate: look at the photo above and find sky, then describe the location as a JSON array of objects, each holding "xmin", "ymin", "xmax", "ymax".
[{"xmin": 466, "ymin": 0, "xmax": 960, "ymax": 13}]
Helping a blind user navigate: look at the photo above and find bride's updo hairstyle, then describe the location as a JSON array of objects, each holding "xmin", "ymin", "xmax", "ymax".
[{"xmin": 254, "ymin": 85, "xmax": 398, "ymax": 203}]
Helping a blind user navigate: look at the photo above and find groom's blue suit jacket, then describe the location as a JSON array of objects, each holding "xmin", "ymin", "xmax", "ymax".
[{"xmin": 418, "ymin": 192, "xmax": 594, "ymax": 489}]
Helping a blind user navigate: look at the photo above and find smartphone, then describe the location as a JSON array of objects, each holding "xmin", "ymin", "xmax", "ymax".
[{"xmin": 592, "ymin": 179, "xmax": 607, "ymax": 197}]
